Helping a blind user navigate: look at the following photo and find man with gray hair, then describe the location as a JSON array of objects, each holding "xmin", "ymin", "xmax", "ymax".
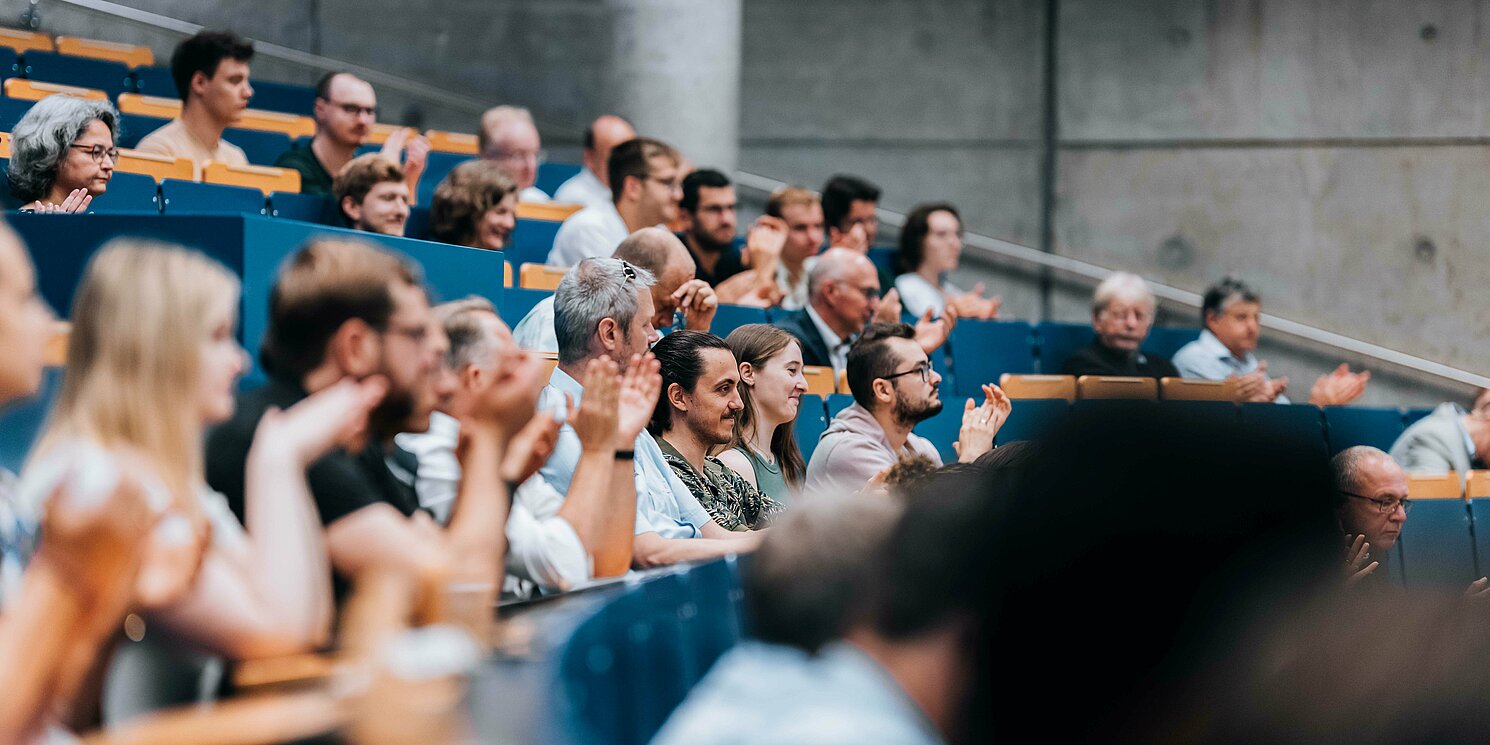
[
  {"xmin": 1062, "ymin": 271, "xmax": 1180, "ymax": 378},
  {"xmin": 512, "ymin": 227, "xmax": 717, "ymax": 352},
  {"xmin": 775, "ymin": 248, "xmax": 955, "ymax": 373},
  {"xmin": 538, "ymin": 257, "xmax": 760, "ymax": 568},
  {"xmin": 479, "ymin": 105, "xmax": 550, "ymax": 202}
]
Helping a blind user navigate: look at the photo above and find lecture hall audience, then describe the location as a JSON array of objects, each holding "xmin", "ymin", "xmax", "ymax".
[
  {"xmin": 8, "ymin": 96, "xmax": 118, "ymax": 213},
  {"xmin": 274, "ymin": 72, "xmax": 429, "ymax": 199},
  {"xmin": 547, "ymin": 137, "xmax": 684, "ymax": 267},
  {"xmin": 333, "ymin": 153, "xmax": 411, "ymax": 237},
  {"xmin": 135, "ymin": 30, "xmax": 253, "ymax": 174},
  {"xmin": 553, "ymin": 114, "xmax": 636, "ymax": 210}
]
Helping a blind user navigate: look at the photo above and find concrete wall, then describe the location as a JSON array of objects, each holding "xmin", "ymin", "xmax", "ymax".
[{"xmin": 9, "ymin": 0, "xmax": 1483, "ymax": 405}]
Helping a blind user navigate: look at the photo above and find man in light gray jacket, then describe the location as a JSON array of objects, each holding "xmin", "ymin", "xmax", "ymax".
[{"xmin": 1389, "ymin": 389, "xmax": 1490, "ymax": 474}]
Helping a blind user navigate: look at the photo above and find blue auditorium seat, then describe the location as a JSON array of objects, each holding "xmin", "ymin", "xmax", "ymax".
[
  {"xmin": 911, "ymin": 399, "xmax": 965, "ymax": 463},
  {"xmin": 866, "ymin": 246, "xmax": 898, "ymax": 277},
  {"xmin": 159, "ymin": 179, "xmax": 266, "ymax": 215},
  {"xmin": 89, "ymin": 172, "xmax": 158, "ymax": 213},
  {"xmin": 222, "ymin": 127, "xmax": 293, "ymax": 167},
  {"xmin": 115, "ymin": 112, "xmax": 170, "ymax": 149},
  {"xmin": 1470, "ymin": 497, "xmax": 1490, "ymax": 579},
  {"xmin": 247, "ymin": 79, "xmax": 316, "ymax": 116},
  {"xmin": 710, "ymin": 304, "xmax": 768, "ymax": 339},
  {"xmin": 537, "ymin": 162, "xmax": 581, "ymax": 198},
  {"xmin": 509, "ymin": 218, "xmax": 563, "ymax": 267},
  {"xmin": 1324, "ymin": 406, "xmax": 1406, "ymax": 454},
  {"xmin": 1398, "ymin": 499, "xmax": 1477, "ymax": 589},
  {"xmin": 1239, "ymin": 403, "xmax": 1328, "ymax": 459},
  {"xmin": 22, "ymin": 51, "xmax": 130, "ymax": 99},
  {"xmin": 996, "ymin": 398, "xmax": 1069, "ymax": 444},
  {"xmin": 0, "ymin": 49, "xmax": 18, "ymax": 82},
  {"xmin": 130, "ymin": 65, "xmax": 175, "ymax": 97},
  {"xmin": 1141, "ymin": 326, "xmax": 1200, "ymax": 361},
  {"xmin": 948, "ymin": 320, "xmax": 1035, "ymax": 396},
  {"xmin": 826, "ymin": 393, "xmax": 854, "ymax": 418},
  {"xmin": 0, "ymin": 96, "xmax": 33, "ymax": 131},
  {"xmin": 500, "ymin": 288, "xmax": 550, "ymax": 326},
  {"xmin": 794, "ymin": 394, "xmax": 827, "ymax": 462},
  {"xmin": 1034, "ymin": 321, "xmax": 1094, "ymax": 374},
  {"xmin": 0, "ymin": 367, "xmax": 61, "ymax": 473},
  {"xmin": 405, "ymin": 205, "xmax": 431, "ymax": 240},
  {"xmin": 417, "ymin": 151, "xmax": 472, "ymax": 203},
  {"xmin": 1402, "ymin": 408, "xmax": 1434, "ymax": 429},
  {"xmin": 268, "ymin": 191, "xmax": 334, "ymax": 223}
]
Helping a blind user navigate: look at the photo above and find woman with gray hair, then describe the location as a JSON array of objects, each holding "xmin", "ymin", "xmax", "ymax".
[{"xmin": 8, "ymin": 95, "xmax": 119, "ymax": 213}]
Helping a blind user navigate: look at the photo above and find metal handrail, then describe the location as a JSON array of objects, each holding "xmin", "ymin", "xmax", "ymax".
[
  {"xmin": 735, "ymin": 171, "xmax": 1490, "ymax": 390},
  {"xmin": 37, "ymin": 0, "xmax": 1490, "ymax": 390}
]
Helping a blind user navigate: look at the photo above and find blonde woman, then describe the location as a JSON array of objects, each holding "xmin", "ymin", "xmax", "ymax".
[{"xmin": 19, "ymin": 240, "xmax": 386, "ymax": 722}]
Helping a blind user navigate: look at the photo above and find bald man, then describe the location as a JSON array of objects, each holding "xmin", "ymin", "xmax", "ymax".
[
  {"xmin": 512, "ymin": 227, "xmax": 718, "ymax": 353},
  {"xmin": 275, "ymin": 72, "xmax": 428, "ymax": 197},
  {"xmin": 479, "ymin": 105, "xmax": 550, "ymax": 202},
  {"xmin": 775, "ymin": 249, "xmax": 957, "ymax": 373},
  {"xmin": 554, "ymin": 115, "xmax": 636, "ymax": 210}
]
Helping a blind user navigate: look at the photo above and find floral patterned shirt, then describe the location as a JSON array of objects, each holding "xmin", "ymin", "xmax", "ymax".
[{"xmin": 656, "ymin": 438, "xmax": 785, "ymax": 531}]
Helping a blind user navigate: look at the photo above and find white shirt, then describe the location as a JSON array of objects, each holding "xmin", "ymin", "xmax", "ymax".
[
  {"xmin": 547, "ymin": 202, "xmax": 628, "ymax": 267},
  {"xmin": 894, "ymin": 273, "xmax": 964, "ymax": 318},
  {"xmin": 806, "ymin": 304, "xmax": 852, "ymax": 373},
  {"xmin": 776, "ymin": 258, "xmax": 815, "ymax": 311},
  {"xmin": 552, "ymin": 168, "xmax": 612, "ymax": 212},
  {"xmin": 396, "ymin": 412, "xmax": 590, "ymax": 594},
  {"xmin": 511, "ymin": 295, "xmax": 559, "ymax": 353},
  {"xmin": 519, "ymin": 185, "xmax": 551, "ymax": 203}
]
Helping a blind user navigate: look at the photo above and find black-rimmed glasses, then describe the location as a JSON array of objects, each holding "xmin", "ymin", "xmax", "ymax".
[
  {"xmin": 1342, "ymin": 492, "xmax": 1412, "ymax": 515},
  {"xmin": 881, "ymin": 362, "xmax": 932, "ymax": 385},
  {"xmin": 70, "ymin": 144, "xmax": 119, "ymax": 163}
]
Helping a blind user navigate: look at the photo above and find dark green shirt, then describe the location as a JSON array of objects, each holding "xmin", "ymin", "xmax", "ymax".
[{"xmin": 273, "ymin": 142, "xmax": 334, "ymax": 196}]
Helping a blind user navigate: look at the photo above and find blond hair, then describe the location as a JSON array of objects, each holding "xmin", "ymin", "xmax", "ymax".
[
  {"xmin": 34, "ymin": 240, "xmax": 239, "ymax": 499},
  {"xmin": 765, "ymin": 186, "xmax": 819, "ymax": 218}
]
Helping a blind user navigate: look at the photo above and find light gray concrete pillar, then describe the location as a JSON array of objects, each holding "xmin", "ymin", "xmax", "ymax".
[{"xmin": 604, "ymin": 0, "xmax": 741, "ymax": 172}]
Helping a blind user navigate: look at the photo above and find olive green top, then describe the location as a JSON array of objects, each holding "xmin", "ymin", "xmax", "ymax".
[{"xmin": 733, "ymin": 445, "xmax": 794, "ymax": 507}]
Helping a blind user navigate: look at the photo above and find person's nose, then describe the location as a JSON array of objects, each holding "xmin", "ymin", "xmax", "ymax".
[
  {"xmin": 794, "ymin": 376, "xmax": 809, "ymax": 394},
  {"xmin": 930, "ymin": 369, "xmax": 942, "ymax": 387},
  {"xmin": 727, "ymin": 392, "xmax": 743, "ymax": 412}
]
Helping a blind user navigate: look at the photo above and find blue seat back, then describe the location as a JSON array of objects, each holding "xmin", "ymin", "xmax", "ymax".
[
  {"xmin": 22, "ymin": 51, "xmax": 130, "ymax": 99},
  {"xmin": 1239, "ymin": 403, "xmax": 1328, "ymax": 459},
  {"xmin": 1034, "ymin": 321, "xmax": 1094, "ymax": 374},
  {"xmin": 948, "ymin": 320, "xmax": 1035, "ymax": 396},
  {"xmin": 500, "ymin": 288, "xmax": 550, "ymax": 326},
  {"xmin": 826, "ymin": 393, "xmax": 854, "ymax": 418},
  {"xmin": 0, "ymin": 49, "xmax": 18, "ymax": 81},
  {"xmin": 405, "ymin": 205, "xmax": 431, "ymax": 241},
  {"xmin": 129, "ymin": 65, "xmax": 175, "ymax": 96},
  {"xmin": 794, "ymin": 394, "xmax": 827, "ymax": 463},
  {"xmin": 911, "ymin": 398, "xmax": 965, "ymax": 463},
  {"xmin": 1470, "ymin": 497, "xmax": 1490, "ymax": 580},
  {"xmin": 115, "ymin": 112, "xmax": 170, "ymax": 149},
  {"xmin": 221, "ymin": 127, "xmax": 292, "ymax": 167},
  {"xmin": 536, "ymin": 162, "xmax": 581, "ymax": 198},
  {"xmin": 89, "ymin": 172, "xmax": 159, "ymax": 213},
  {"xmin": 247, "ymin": 79, "xmax": 316, "ymax": 116},
  {"xmin": 996, "ymin": 398, "xmax": 1069, "ymax": 444},
  {"xmin": 268, "ymin": 191, "xmax": 334, "ymax": 223},
  {"xmin": 1402, "ymin": 408, "xmax": 1435, "ymax": 429},
  {"xmin": 866, "ymin": 246, "xmax": 898, "ymax": 277},
  {"xmin": 710, "ymin": 304, "xmax": 768, "ymax": 339},
  {"xmin": 1324, "ymin": 406, "xmax": 1406, "ymax": 454},
  {"xmin": 1141, "ymin": 326, "xmax": 1200, "ymax": 361},
  {"xmin": 417, "ymin": 151, "xmax": 472, "ymax": 203},
  {"xmin": 1398, "ymin": 499, "xmax": 1477, "ymax": 589},
  {"xmin": 159, "ymin": 179, "xmax": 266, "ymax": 216},
  {"xmin": 509, "ymin": 219, "xmax": 563, "ymax": 267},
  {"xmin": 0, "ymin": 96, "xmax": 33, "ymax": 132},
  {"xmin": 0, "ymin": 367, "xmax": 61, "ymax": 473}
]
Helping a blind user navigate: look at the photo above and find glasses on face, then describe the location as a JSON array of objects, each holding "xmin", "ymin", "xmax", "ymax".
[
  {"xmin": 881, "ymin": 361, "xmax": 932, "ymax": 385},
  {"xmin": 646, "ymin": 174, "xmax": 682, "ymax": 192},
  {"xmin": 69, "ymin": 144, "xmax": 119, "ymax": 164},
  {"xmin": 325, "ymin": 100, "xmax": 378, "ymax": 118},
  {"xmin": 1342, "ymin": 492, "xmax": 1412, "ymax": 515},
  {"xmin": 487, "ymin": 148, "xmax": 547, "ymax": 165},
  {"xmin": 1101, "ymin": 306, "xmax": 1151, "ymax": 324}
]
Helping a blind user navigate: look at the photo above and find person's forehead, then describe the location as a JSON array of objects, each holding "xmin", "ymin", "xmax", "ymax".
[
  {"xmin": 698, "ymin": 185, "xmax": 736, "ymax": 205},
  {"xmin": 479, "ymin": 311, "xmax": 512, "ymax": 343},
  {"xmin": 213, "ymin": 58, "xmax": 249, "ymax": 78},
  {"xmin": 781, "ymin": 202, "xmax": 822, "ymax": 225},
  {"xmin": 76, "ymin": 119, "xmax": 112, "ymax": 143},
  {"xmin": 389, "ymin": 281, "xmax": 429, "ymax": 316},
  {"xmin": 927, "ymin": 210, "xmax": 959, "ymax": 230},
  {"xmin": 1104, "ymin": 293, "xmax": 1153, "ymax": 312},
  {"xmin": 889, "ymin": 337, "xmax": 927, "ymax": 365},
  {"xmin": 1221, "ymin": 296, "xmax": 1261, "ymax": 315},
  {"xmin": 494, "ymin": 120, "xmax": 539, "ymax": 146},
  {"xmin": 594, "ymin": 119, "xmax": 635, "ymax": 149},
  {"xmin": 849, "ymin": 199, "xmax": 878, "ymax": 213},
  {"xmin": 701, "ymin": 347, "xmax": 740, "ymax": 382},
  {"xmin": 1359, "ymin": 457, "xmax": 1409, "ymax": 496},
  {"xmin": 369, "ymin": 180, "xmax": 410, "ymax": 198},
  {"xmin": 646, "ymin": 155, "xmax": 679, "ymax": 176},
  {"xmin": 329, "ymin": 75, "xmax": 375, "ymax": 105},
  {"xmin": 855, "ymin": 259, "xmax": 880, "ymax": 285}
]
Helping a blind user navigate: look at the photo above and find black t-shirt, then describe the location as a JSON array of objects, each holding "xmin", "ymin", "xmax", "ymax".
[
  {"xmin": 1061, "ymin": 340, "xmax": 1180, "ymax": 379},
  {"xmin": 204, "ymin": 376, "xmax": 423, "ymax": 527},
  {"xmin": 273, "ymin": 143, "xmax": 334, "ymax": 197},
  {"xmin": 678, "ymin": 232, "xmax": 748, "ymax": 287}
]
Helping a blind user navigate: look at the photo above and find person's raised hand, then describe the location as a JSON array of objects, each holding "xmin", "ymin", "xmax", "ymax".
[
  {"xmin": 497, "ymin": 410, "xmax": 562, "ymax": 485},
  {"xmin": 743, "ymin": 215, "xmax": 787, "ymax": 268},
  {"xmin": 1228, "ymin": 370, "xmax": 1266, "ymax": 403},
  {"xmin": 673, "ymin": 279, "xmax": 718, "ymax": 331},
  {"xmin": 913, "ymin": 304, "xmax": 957, "ymax": 353},
  {"xmin": 253, "ymin": 376, "xmax": 388, "ymax": 468},
  {"xmin": 467, "ymin": 349, "xmax": 545, "ymax": 439},
  {"xmin": 1343, "ymin": 534, "xmax": 1378, "ymax": 588},
  {"xmin": 954, "ymin": 383, "xmax": 1012, "ymax": 463},
  {"xmin": 615, "ymin": 353, "xmax": 662, "ymax": 448},
  {"xmin": 1308, "ymin": 364, "xmax": 1370, "ymax": 407},
  {"xmin": 379, "ymin": 126, "xmax": 411, "ymax": 163},
  {"xmin": 573, "ymin": 356, "xmax": 621, "ymax": 454},
  {"xmin": 873, "ymin": 287, "xmax": 902, "ymax": 324},
  {"xmin": 402, "ymin": 134, "xmax": 431, "ymax": 183},
  {"xmin": 833, "ymin": 223, "xmax": 869, "ymax": 252}
]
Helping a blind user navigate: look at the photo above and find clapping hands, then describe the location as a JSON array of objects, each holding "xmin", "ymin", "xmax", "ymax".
[{"xmin": 954, "ymin": 383, "xmax": 1012, "ymax": 463}]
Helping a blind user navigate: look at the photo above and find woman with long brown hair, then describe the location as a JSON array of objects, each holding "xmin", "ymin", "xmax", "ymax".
[{"xmin": 715, "ymin": 324, "xmax": 810, "ymax": 504}]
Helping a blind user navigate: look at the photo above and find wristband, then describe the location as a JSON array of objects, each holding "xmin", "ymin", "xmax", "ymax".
[{"xmin": 614, "ymin": 450, "xmax": 635, "ymax": 461}]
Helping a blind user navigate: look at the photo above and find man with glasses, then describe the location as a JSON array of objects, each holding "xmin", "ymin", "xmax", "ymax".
[
  {"xmin": 1062, "ymin": 271, "xmax": 1180, "ymax": 378},
  {"xmin": 547, "ymin": 137, "xmax": 685, "ymax": 267},
  {"xmin": 275, "ymin": 72, "xmax": 429, "ymax": 198},
  {"xmin": 776, "ymin": 249, "xmax": 955, "ymax": 374},
  {"xmin": 804, "ymin": 322, "xmax": 1010, "ymax": 497},
  {"xmin": 479, "ymin": 105, "xmax": 551, "ymax": 203},
  {"xmin": 1334, "ymin": 446, "xmax": 1411, "ymax": 589}
]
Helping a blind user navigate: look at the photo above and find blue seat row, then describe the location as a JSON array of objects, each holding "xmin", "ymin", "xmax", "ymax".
[{"xmin": 944, "ymin": 319, "xmax": 1201, "ymax": 395}]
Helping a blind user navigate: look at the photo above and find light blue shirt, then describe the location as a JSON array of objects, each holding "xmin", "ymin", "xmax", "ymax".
[
  {"xmin": 538, "ymin": 367, "xmax": 712, "ymax": 539},
  {"xmin": 651, "ymin": 640, "xmax": 945, "ymax": 745},
  {"xmin": 1171, "ymin": 329, "xmax": 1291, "ymax": 404}
]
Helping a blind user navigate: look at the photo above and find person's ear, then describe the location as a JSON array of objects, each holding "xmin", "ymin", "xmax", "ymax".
[
  {"xmin": 873, "ymin": 377, "xmax": 894, "ymax": 405},
  {"xmin": 622, "ymin": 174, "xmax": 643, "ymax": 204},
  {"xmin": 738, "ymin": 361, "xmax": 757, "ymax": 387},
  {"xmin": 666, "ymin": 381, "xmax": 689, "ymax": 413},
  {"xmin": 331, "ymin": 318, "xmax": 379, "ymax": 376},
  {"xmin": 190, "ymin": 69, "xmax": 210, "ymax": 98},
  {"xmin": 341, "ymin": 195, "xmax": 362, "ymax": 224},
  {"xmin": 596, "ymin": 317, "xmax": 620, "ymax": 353}
]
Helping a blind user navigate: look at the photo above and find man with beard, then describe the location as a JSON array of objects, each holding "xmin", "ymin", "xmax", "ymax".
[
  {"xmin": 649, "ymin": 330, "xmax": 784, "ymax": 531},
  {"xmin": 208, "ymin": 238, "xmax": 524, "ymax": 596},
  {"xmin": 804, "ymin": 323, "xmax": 1011, "ymax": 497},
  {"xmin": 274, "ymin": 72, "xmax": 429, "ymax": 198},
  {"xmin": 676, "ymin": 169, "xmax": 746, "ymax": 286}
]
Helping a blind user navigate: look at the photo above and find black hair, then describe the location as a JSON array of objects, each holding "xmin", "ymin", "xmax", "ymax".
[
  {"xmin": 1200, "ymin": 276, "xmax": 1260, "ymax": 327},
  {"xmin": 170, "ymin": 30, "xmax": 254, "ymax": 103},
  {"xmin": 648, "ymin": 330, "xmax": 735, "ymax": 435},
  {"xmin": 846, "ymin": 322, "xmax": 915, "ymax": 410},
  {"xmin": 680, "ymin": 168, "xmax": 731, "ymax": 214},
  {"xmin": 607, "ymin": 137, "xmax": 677, "ymax": 205},
  {"xmin": 821, "ymin": 174, "xmax": 881, "ymax": 231}
]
